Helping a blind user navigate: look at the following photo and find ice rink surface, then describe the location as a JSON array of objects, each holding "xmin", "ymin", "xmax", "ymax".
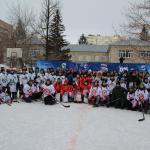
[{"xmin": 0, "ymin": 102, "xmax": 150, "ymax": 150}]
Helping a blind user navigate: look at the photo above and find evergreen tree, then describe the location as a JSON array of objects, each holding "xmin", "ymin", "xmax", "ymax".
[
  {"xmin": 15, "ymin": 19, "xmax": 26, "ymax": 41},
  {"xmin": 49, "ymin": 9, "xmax": 71, "ymax": 60},
  {"xmin": 79, "ymin": 34, "xmax": 88, "ymax": 44}
]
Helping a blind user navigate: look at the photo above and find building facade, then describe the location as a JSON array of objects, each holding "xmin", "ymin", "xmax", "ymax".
[
  {"xmin": 0, "ymin": 20, "xmax": 13, "ymax": 64},
  {"xmin": 86, "ymin": 34, "xmax": 126, "ymax": 45},
  {"xmin": 68, "ymin": 45, "xmax": 109, "ymax": 62},
  {"xmin": 17, "ymin": 36, "xmax": 45, "ymax": 67},
  {"xmin": 68, "ymin": 40, "xmax": 150, "ymax": 64},
  {"xmin": 109, "ymin": 39, "xmax": 150, "ymax": 63}
]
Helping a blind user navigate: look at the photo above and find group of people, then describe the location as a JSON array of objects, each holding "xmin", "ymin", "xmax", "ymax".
[{"xmin": 0, "ymin": 67, "xmax": 150, "ymax": 113}]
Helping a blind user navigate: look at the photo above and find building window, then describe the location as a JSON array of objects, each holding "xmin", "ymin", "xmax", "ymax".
[
  {"xmin": 119, "ymin": 50, "xmax": 133, "ymax": 58},
  {"xmin": 139, "ymin": 51, "xmax": 150, "ymax": 58},
  {"xmin": 29, "ymin": 48, "xmax": 41, "ymax": 57}
]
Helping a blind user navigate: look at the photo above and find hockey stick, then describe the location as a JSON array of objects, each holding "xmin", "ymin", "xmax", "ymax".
[
  {"xmin": 1, "ymin": 101, "xmax": 12, "ymax": 106},
  {"xmin": 5, "ymin": 102, "xmax": 12, "ymax": 106},
  {"xmin": 12, "ymin": 99, "xmax": 20, "ymax": 103},
  {"xmin": 46, "ymin": 94, "xmax": 70, "ymax": 108},
  {"xmin": 138, "ymin": 103, "xmax": 145, "ymax": 122},
  {"xmin": 56, "ymin": 100, "xmax": 70, "ymax": 108},
  {"xmin": 51, "ymin": 94, "xmax": 70, "ymax": 108},
  {"xmin": 105, "ymin": 98, "xmax": 120, "ymax": 106}
]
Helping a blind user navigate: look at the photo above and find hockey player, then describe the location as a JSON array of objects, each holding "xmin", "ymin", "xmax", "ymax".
[
  {"xmin": 0, "ymin": 69, "xmax": 8, "ymax": 92},
  {"xmin": 28, "ymin": 68, "xmax": 36, "ymax": 81},
  {"xmin": 135, "ymin": 83, "xmax": 149, "ymax": 113},
  {"xmin": 120, "ymin": 78, "xmax": 127, "ymax": 89},
  {"xmin": 42, "ymin": 79, "xmax": 56, "ymax": 105},
  {"xmin": 23, "ymin": 80, "xmax": 33, "ymax": 103},
  {"xmin": 19, "ymin": 68, "xmax": 30, "ymax": 97},
  {"xmin": 39, "ymin": 70, "xmax": 47, "ymax": 86},
  {"xmin": 81, "ymin": 80, "xmax": 91, "ymax": 104},
  {"xmin": 74, "ymin": 84, "xmax": 82, "ymax": 103},
  {"xmin": 99, "ymin": 82, "xmax": 110, "ymax": 105},
  {"xmin": 31, "ymin": 81, "xmax": 42, "ymax": 100},
  {"xmin": 143, "ymin": 78, "xmax": 150, "ymax": 89},
  {"xmin": 127, "ymin": 86, "xmax": 137, "ymax": 110},
  {"xmin": 54, "ymin": 78, "xmax": 63, "ymax": 102},
  {"xmin": 0, "ymin": 91, "xmax": 11, "ymax": 105},
  {"xmin": 89, "ymin": 80, "xmax": 99, "ymax": 105},
  {"xmin": 60, "ymin": 80, "xmax": 70, "ymax": 103},
  {"xmin": 8, "ymin": 69, "xmax": 18, "ymax": 100},
  {"xmin": 70, "ymin": 81, "xmax": 78, "ymax": 102},
  {"xmin": 107, "ymin": 76, "xmax": 116, "ymax": 94},
  {"xmin": 111, "ymin": 81, "xmax": 127, "ymax": 109}
]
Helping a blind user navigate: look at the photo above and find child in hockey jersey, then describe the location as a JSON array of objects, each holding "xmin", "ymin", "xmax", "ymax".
[
  {"xmin": 0, "ymin": 91, "xmax": 11, "ymax": 105},
  {"xmin": 99, "ymin": 82, "xmax": 110, "ymax": 104},
  {"xmin": 89, "ymin": 80, "xmax": 99, "ymax": 105},
  {"xmin": 74, "ymin": 83, "xmax": 82, "ymax": 103},
  {"xmin": 135, "ymin": 83, "xmax": 149, "ymax": 113},
  {"xmin": 23, "ymin": 80, "xmax": 33, "ymax": 103},
  {"xmin": 31, "ymin": 81, "xmax": 42, "ymax": 100},
  {"xmin": 127, "ymin": 86, "xmax": 137, "ymax": 110},
  {"xmin": 19, "ymin": 68, "xmax": 30, "ymax": 98},
  {"xmin": 60, "ymin": 80, "xmax": 70, "ymax": 103},
  {"xmin": 69, "ymin": 81, "xmax": 78, "ymax": 102},
  {"xmin": 28, "ymin": 68, "xmax": 36, "ymax": 81},
  {"xmin": 120, "ymin": 78, "xmax": 127, "ymax": 90},
  {"xmin": 42, "ymin": 79, "xmax": 56, "ymax": 105},
  {"xmin": 81, "ymin": 80, "xmax": 91, "ymax": 104},
  {"xmin": 8, "ymin": 70, "xmax": 18, "ymax": 100},
  {"xmin": 54, "ymin": 78, "xmax": 63, "ymax": 102},
  {"xmin": 0, "ymin": 70, "xmax": 8, "ymax": 92}
]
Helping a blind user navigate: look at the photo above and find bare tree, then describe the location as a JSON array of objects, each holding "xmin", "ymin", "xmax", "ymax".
[
  {"xmin": 5, "ymin": 0, "xmax": 36, "ymax": 67},
  {"xmin": 122, "ymin": 0, "xmax": 150, "ymax": 40},
  {"xmin": 7, "ymin": 0, "xmax": 35, "ymax": 46},
  {"xmin": 32, "ymin": 0, "xmax": 58, "ymax": 60}
]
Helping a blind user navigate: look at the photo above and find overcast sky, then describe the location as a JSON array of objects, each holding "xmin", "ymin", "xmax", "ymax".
[{"xmin": 0, "ymin": 0, "xmax": 139, "ymax": 43}]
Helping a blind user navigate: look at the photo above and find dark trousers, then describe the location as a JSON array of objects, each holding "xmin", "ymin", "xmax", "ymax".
[
  {"xmin": 114, "ymin": 97, "xmax": 126, "ymax": 109},
  {"xmin": 11, "ymin": 92, "xmax": 17, "ymax": 100},
  {"xmin": 19, "ymin": 84, "xmax": 23, "ymax": 97},
  {"xmin": 44, "ymin": 95, "xmax": 56, "ymax": 105},
  {"xmin": 32, "ymin": 92, "xmax": 42, "ymax": 100},
  {"xmin": 23, "ymin": 96, "xmax": 32, "ymax": 103},
  {"xmin": 2, "ymin": 87, "xmax": 7, "ymax": 92},
  {"xmin": 139, "ymin": 101, "xmax": 149, "ymax": 114}
]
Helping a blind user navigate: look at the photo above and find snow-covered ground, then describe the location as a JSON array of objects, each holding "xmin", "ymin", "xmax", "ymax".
[{"xmin": 0, "ymin": 102, "xmax": 150, "ymax": 150}]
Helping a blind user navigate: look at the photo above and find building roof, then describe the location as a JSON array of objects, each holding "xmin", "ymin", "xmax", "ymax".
[
  {"xmin": 0, "ymin": 20, "xmax": 13, "ymax": 28},
  {"xmin": 112, "ymin": 39, "xmax": 150, "ymax": 46},
  {"xmin": 29, "ymin": 36, "xmax": 44, "ymax": 45},
  {"xmin": 65, "ymin": 44, "xmax": 109, "ymax": 52},
  {"xmin": 18, "ymin": 35, "xmax": 45, "ymax": 45}
]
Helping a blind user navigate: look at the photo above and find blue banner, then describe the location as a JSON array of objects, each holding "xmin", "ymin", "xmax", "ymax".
[{"xmin": 36, "ymin": 60, "xmax": 150, "ymax": 72}]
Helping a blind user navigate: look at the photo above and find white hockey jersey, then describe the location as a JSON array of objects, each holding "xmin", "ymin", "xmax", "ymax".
[
  {"xmin": 0, "ymin": 92, "xmax": 11, "ymax": 102},
  {"xmin": 89, "ymin": 86, "xmax": 99, "ymax": 97},
  {"xmin": 0, "ymin": 73, "xmax": 8, "ymax": 87},
  {"xmin": 8, "ymin": 74, "xmax": 18, "ymax": 92},
  {"xmin": 19, "ymin": 73, "xmax": 30, "ymax": 85},
  {"xmin": 42, "ymin": 84, "xmax": 55, "ymax": 98},
  {"xmin": 135, "ymin": 89, "xmax": 149, "ymax": 102},
  {"xmin": 28, "ymin": 73, "xmax": 36, "ymax": 81},
  {"xmin": 23, "ymin": 84, "xmax": 32, "ymax": 98},
  {"xmin": 32, "ymin": 84, "xmax": 40, "ymax": 93},
  {"xmin": 98, "ymin": 87, "xmax": 109, "ymax": 101}
]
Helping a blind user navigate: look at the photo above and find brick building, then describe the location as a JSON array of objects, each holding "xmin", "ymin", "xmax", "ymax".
[{"xmin": 0, "ymin": 20, "xmax": 13, "ymax": 64}]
